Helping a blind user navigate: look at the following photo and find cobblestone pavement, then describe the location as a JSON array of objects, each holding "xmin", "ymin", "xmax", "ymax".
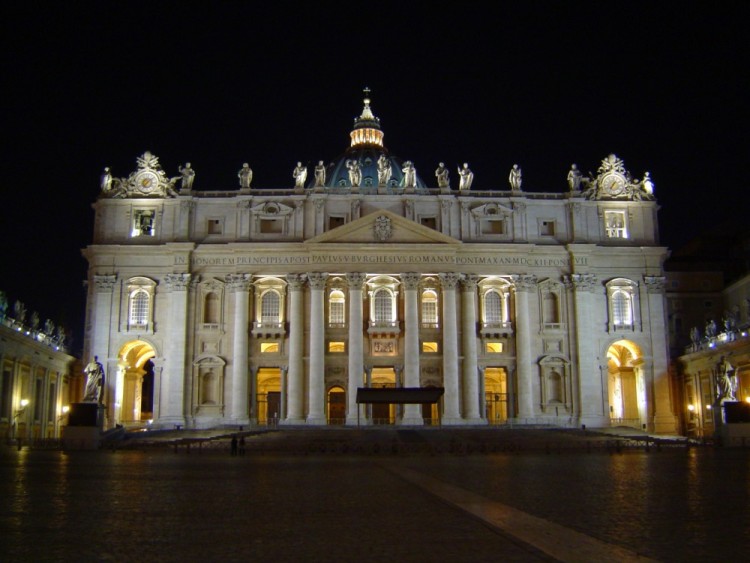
[{"xmin": 1, "ymin": 430, "xmax": 748, "ymax": 562}]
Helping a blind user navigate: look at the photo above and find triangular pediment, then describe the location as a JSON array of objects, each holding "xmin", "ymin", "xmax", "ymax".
[{"xmin": 306, "ymin": 209, "xmax": 461, "ymax": 245}]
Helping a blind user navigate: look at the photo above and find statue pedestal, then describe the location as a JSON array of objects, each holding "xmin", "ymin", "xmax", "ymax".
[{"xmin": 62, "ymin": 403, "xmax": 104, "ymax": 450}]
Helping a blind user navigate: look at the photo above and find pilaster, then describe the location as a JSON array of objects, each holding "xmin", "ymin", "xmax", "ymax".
[{"xmin": 282, "ymin": 274, "xmax": 305, "ymax": 424}]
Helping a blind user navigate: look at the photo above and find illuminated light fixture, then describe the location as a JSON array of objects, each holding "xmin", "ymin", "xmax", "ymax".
[
  {"xmin": 746, "ymin": 397, "xmax": 750, "ymax": 404},
  {"xmin": 20, "ymin": 399, "xmax": 29, "ymax": 408},
  {"xmin": 709, "ymin": 342, "xmax": 716, "ymax": 348},
  {"xmin": 706, "ymin": 405, "xmax": 712, "ymax": 410},
  {"xmin": 62, "ymin": 405, "xmax": 70, "ymax": 414},
  {"xmin": 687, "ymin": 404, "xmax": 695, "ymax": 412}
]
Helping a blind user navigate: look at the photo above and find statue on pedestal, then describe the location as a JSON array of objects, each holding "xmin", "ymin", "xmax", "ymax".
[
  {"xmin": 402, "ymin": 161, "xmax": 416, "ymax": 189},
  {"xmin": 435, "ymin": 162, "xmax": 449, "ymax": 189},
  {"xmin": 238, "ymin": 163, "xmax": 253, "ymax": 189},
  {"xmin": 292, "ymin": 162, "xmax": 307, "ymax": 188},
  {"xmin": 567, "ymin": 164, "xmax": 582, "ymax": 191},
  {"xmin": 100, "ymin": 167, "xmax": 113, "ymax": 192},
  {"xmin": 346, "ymin": 159, "xmax": 362, "ymax": 187},
  {"xmin": 83, "ymin": 356, "xmax": 105, "ymax": 403},
  {"xmin": 314, "ymin": 161, "xmax": 326, "ymax": 187},
  {"xmin": 377, "ymin": 154, "xmax": 392, "ymax": 186},
  {"xmin": 178, "ymin": 163, "xmax": 195, "ymax": 190},
  {"xmin": 458, "ymin": 163, "xmax": 473, "ymax": 190},
  {"xmin": 509, "ymin": 164, "xmax": 522, "ymax": 191},
  {"xmin": 716, "ymin": 356, "xmax": 737, "ymax": 402}
]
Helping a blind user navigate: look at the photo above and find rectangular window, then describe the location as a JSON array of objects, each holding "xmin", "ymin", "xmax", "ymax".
[
  {"xmin": 34, "ymin": 379, "xmax": 43, "ymax": 421},
  {"xmin": 420, "ymin": 217, "xmax": 437, "ymax": 230},
  {"xmin": 47, "ymin": 382, "xmax": 56, "ymax": 421},
  {"xmin": 328, "ymin": 342, "xmax": 345, "ymax": 353},
  {"xmin": 132, "ymin": 210, "xmax": 156, "ymax": 237},
  {"xmin": 539, "ymin": 220, "xmax": 555, "ymax": 236},
  {"xmin": 328, "ymin": 216, "xmax": 346, "ymax": 230},
  {"xmin": 604, "ymin": 211, "xmax": 627, "ymax": 239},
  {"xmin": 260, "ymin": 219, "xmax": 282, "ymax": 234},
  {"xmin": 481, "ymin": 219, "xmax": 505, "ymax": 235},
  {"xmin": 207, "ymin": 219, "xmax": 223, "ymax": 235},
  {"xmin": 1, "ymin": 370, "xmax": 11, "ymax": 419},
  {"xmin": 422, "ymin": 342, "xmax": 438, "ymax": 353},
  {"xmin": 329, "ymin": 301, "xmax": 345, "ymax": 325},
  {"xmin": 486, "ymin": 342, "xmax": 504, "ymax": 353}
]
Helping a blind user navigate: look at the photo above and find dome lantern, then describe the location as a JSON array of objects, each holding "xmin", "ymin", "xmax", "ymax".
[{"xmin": 350, "ymin": 87, "xmax": 384, "ymax": 148}]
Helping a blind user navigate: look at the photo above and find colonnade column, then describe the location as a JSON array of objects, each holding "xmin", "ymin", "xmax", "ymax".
[
  {"xmin": 439, "ymin": 273, "xmax": 462, "ymax": 424},
  {"xmin": 568, "ymin": 273, "xmax": 607, "ymax": 427},
  {"xmin": 283, "ymin": 274, "xmax": 305, "ymax": 424},
  {"xmin": 512, "ymin": 274, "xmax": 537, "ymax": 420},
  {"xmin": 346, "ymin": 273, "xmax": 366, "ymax": 425},
  {"xmin": 401, "ymin": 273, "xmax": 423, "ymax": 425},
  {"xmin": 643, "ymin": 276, "xmax": 677, "ymax": 433},
  {"xmin": 227, "ymin": 273, "xmax": 252, "ymax": 425},
  {"xmin": 307, "ymin": 273, "xmax": 328, "ymax": 424},
  {"xmin": 460, "ymin": 275, "xmax": 482, "ymax": 423},
  {"xmin": 89, "ymin": 275, "xmax": 116, "ymax": 416},
  {"xmin": 161, "ymin": 273, "xmax": 190, "ymax": 427}
]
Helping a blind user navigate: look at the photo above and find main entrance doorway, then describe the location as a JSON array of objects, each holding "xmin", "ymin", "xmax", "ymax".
[
  {"xmin": 485, "ymin": 367, "xmax": 509, "ymax": 425},
  {"xmin": 257, "ymin": 368, "xmax": 281, "ymax": 425},
  {"xmin": 116, "ymin": 341, "xmax": 156, "ymax": 427},
  {"xmin": 327, "ymin": 386, "xmax": 345, "ymax": 424},
  {"xmin": 370, "ymin": 367, "xmax": 396, "ymax": 424}
]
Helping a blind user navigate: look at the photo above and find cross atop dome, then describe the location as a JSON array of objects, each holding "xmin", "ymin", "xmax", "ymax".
[{"xmin": 351, "ymin": 87, "xmax": 384, "ymax": 148}]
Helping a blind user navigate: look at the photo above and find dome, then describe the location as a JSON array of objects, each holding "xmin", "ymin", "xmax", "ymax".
[{"xmin": 312, "ymin": 89, "xmax": 428, "ymax": 191}]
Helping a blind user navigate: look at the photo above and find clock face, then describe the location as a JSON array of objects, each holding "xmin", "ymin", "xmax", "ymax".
[
  {"xmin": 600, "ymin": 173, "xmax": 626, "ymax": 196},
  {"xmin": 136, "ymin": 170, "xmax": 159, "ymax": 194}
]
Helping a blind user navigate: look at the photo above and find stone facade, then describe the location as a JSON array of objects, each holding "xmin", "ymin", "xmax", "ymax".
[{"xmin": 83, "ymin": 95, "xmax": 677, "ymax": 433}]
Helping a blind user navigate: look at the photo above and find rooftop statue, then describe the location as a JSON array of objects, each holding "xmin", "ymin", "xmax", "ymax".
[
  {"xmin": 458, "ymin": 163, "xmax": 473, "ymax": 190},
  {"xmin": 0, "ymin": 291, "xmax": 7, "ymax": 316},
  {"xmin": 100, "ymin": 167, "xmax": 112, "ymax": 192},
  {"xmin": 314, "ymin": 161, "xmax": 326, "ymax": 187},
  {"xmin": 83, "ymin": 356, "xmax": 105, "ymax": 403},
  {"xmin": 642, "ymin": 172, "xmax": 654, "ymax": 195},
  {"xmin": 14, "ymin": 300, "xmax": 26, "ymax": 323},
  {"xmin": 509, "ymin": 164, "xmax": 522, "ymax": 191},
  {"xmin": 30, "ymin": 311, "xmax": 39, "ymax": 330},
  {"xmin": 377, "ymin": 154, "xmax": 392, "ymax": 186},
  {"xmin": 293, "ymin": 162, "xmax": 308, "ymax": 188},
  {"xmin": 402, "ymin": 160, "xmax": 416, "ymax": 189},
  {"xmin": 435, "ymin": 162, "xmax": 449, "ymax": 189},
  {"xmin": 238, "ymin": 163, "xmax": 253, "ymax": 189},
  {"xmin": 45, "ymin": 318, "xmax": 55, "ymax": 335},
  {"xmin": 178, "ymin": 162, "xmax": 195, "ymax": 190},
  {"xmin": 567, "ymin": 164, "xmax": 582, "ymax": 191},
  {"xmin": 346, "ymin": 159, "xmax": 362, "ymax": 187}
]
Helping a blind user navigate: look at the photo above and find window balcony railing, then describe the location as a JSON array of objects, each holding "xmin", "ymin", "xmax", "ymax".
[
  {"xmin": 252, "ymin": 321, "xmax": 285, "ymax": 338},
  {"xmin": 480, "ymin": 321, "xmax": 513, "ymax": 336},
  {"xmin": 367, "ymin": 320, "xmax": 400, "ymax": 336}
]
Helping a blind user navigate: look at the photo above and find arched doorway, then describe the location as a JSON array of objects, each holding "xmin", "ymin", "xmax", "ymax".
[
  {"xmin": 327, "ymin": 386, "xmax": 345, "ymax": 424},
  {"xmin": 257, "ymin": 368, "xmax": 281, "ymax": 425},
  {"xmin": 485, "ymin": 367, "xmax": 509, "ymax": 425},
  {"xmin": 606, "ymin": 340, "xmax": 645, "ymax": 429},
  {"xmin": 116, "ymin": 340, "xmax": 156, "ymax": 426}
]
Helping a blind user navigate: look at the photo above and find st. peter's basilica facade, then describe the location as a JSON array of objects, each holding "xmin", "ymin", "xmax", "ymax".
[{"xmin": 83, "ymin": 93, "xmax": 677, "ymax": 433}]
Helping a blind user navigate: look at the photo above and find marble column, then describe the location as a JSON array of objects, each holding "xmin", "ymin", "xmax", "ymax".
[
  {"xmin": 643, "ymin": 276, "xmax": 677, "ymax": 433},
  {"xmin": 227, "ymin": 273, "xmax": 252, "ymax": 425},
  {"xmin": 283, "ymin": 274, "xmax": 305, "ymax": 424},
  {"xmin": 460, "ymin": 275, "xmax": 483, "ymax": 423},
  {"xmin": 439, "ymin": 273, "xmax": 462, "ymax": 424},
  {"xmin": 512, "ymin": 274, "xmax": 537, "ymax": 420},
  {"xmin": 90, "ymin": 274, "xmax": 116, "ymax": 421},
  {"xmin": 567, "ymin": 273, "xmax": 608, "ymax": 427},
  {"xmin": 160, "ymin": 273, "xmax": 190, "ymax": 427},
  {"xmin": 346, "ymin": 273, "xmax": 366, "ymax": 425},
  {"xmin": 307, "ymin": 273, "xmax": 328, "ymax": 424},
  {"xmin": 400, "ymin": 273, "xmax": 423, "ymax": 425}
]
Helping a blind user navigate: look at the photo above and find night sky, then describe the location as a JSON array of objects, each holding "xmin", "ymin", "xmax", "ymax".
[{"xmin": 2, "ymin": 2, "xmax": 747, "ymax": 354}]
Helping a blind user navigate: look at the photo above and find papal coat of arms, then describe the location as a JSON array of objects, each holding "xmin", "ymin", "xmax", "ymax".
[{"xmin": 373, "ymin": 215, "xmax": 392, "ymax": 241}]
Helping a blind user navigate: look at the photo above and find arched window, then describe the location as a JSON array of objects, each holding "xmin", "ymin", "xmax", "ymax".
[
  {"xmin": 484, "ymin": 290, "xmax": 502, "ymax": 324},
  {"xmin": 373, "ymin": 288, "xmax": 393, "ymax": 324},
  {"xmin": 421, "ymin": 290, "xmax": 438, "ymax": 327},
  {"xmin": 329, "ymin": 289, "xmax": 346, "ymax": 326},
  {"xmin": 129, "ymin": 290, "xmax": 149, "ymax": 326},
  {"xmin": 612, "ymin": 290, "xmax": 632, "ymax": 326},
  {"xmin": 203, "ymin": 292, "xmax": 220, "ymax": 324},
  {"xmin": 261, "ymin": 290, "xmax": 281, "ymax": 324}
]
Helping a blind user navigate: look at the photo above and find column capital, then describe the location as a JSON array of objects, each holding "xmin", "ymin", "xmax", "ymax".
[
  {"xmin": 564, "ymin": 273, "xmax": 598, "ymax": 293},
  {"xmin": 93, "ymin": 274, "xmax": 117, "ymax": 292},
  {"xmin": 511, "ymin": 274, "xmax": 538, "ymax": 293},
  {"xmin": 165, "ymin": 273, "xmax": 191, "ymax": 292},
  {"xmin": 401, "ymin": 273, "xmax": 421, "ymax": 290},
  {"xmin": 286, "ymin": 273, "xmax": 306, "ymax": 290},
  {"xmin": 438, "ymin": 273, "xmax": 461, "ymax": 290},
  {"xmin": 226, "ymin": 273, "xmax": 253, "ymax": 292},
  {"xmin": 307, "ymin": 272, "xmax": 329, "ymax": 290},
  {"xmin": 643, "ymin": 275, "xmax": 666, "ymax": 294},
  {"xmin": 460, "ymin": 274, "xmax": 478, "ymax": 291},
  {"xmin": 346, "ymin": 272, "xmax": 367, "ymax": 289}
]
